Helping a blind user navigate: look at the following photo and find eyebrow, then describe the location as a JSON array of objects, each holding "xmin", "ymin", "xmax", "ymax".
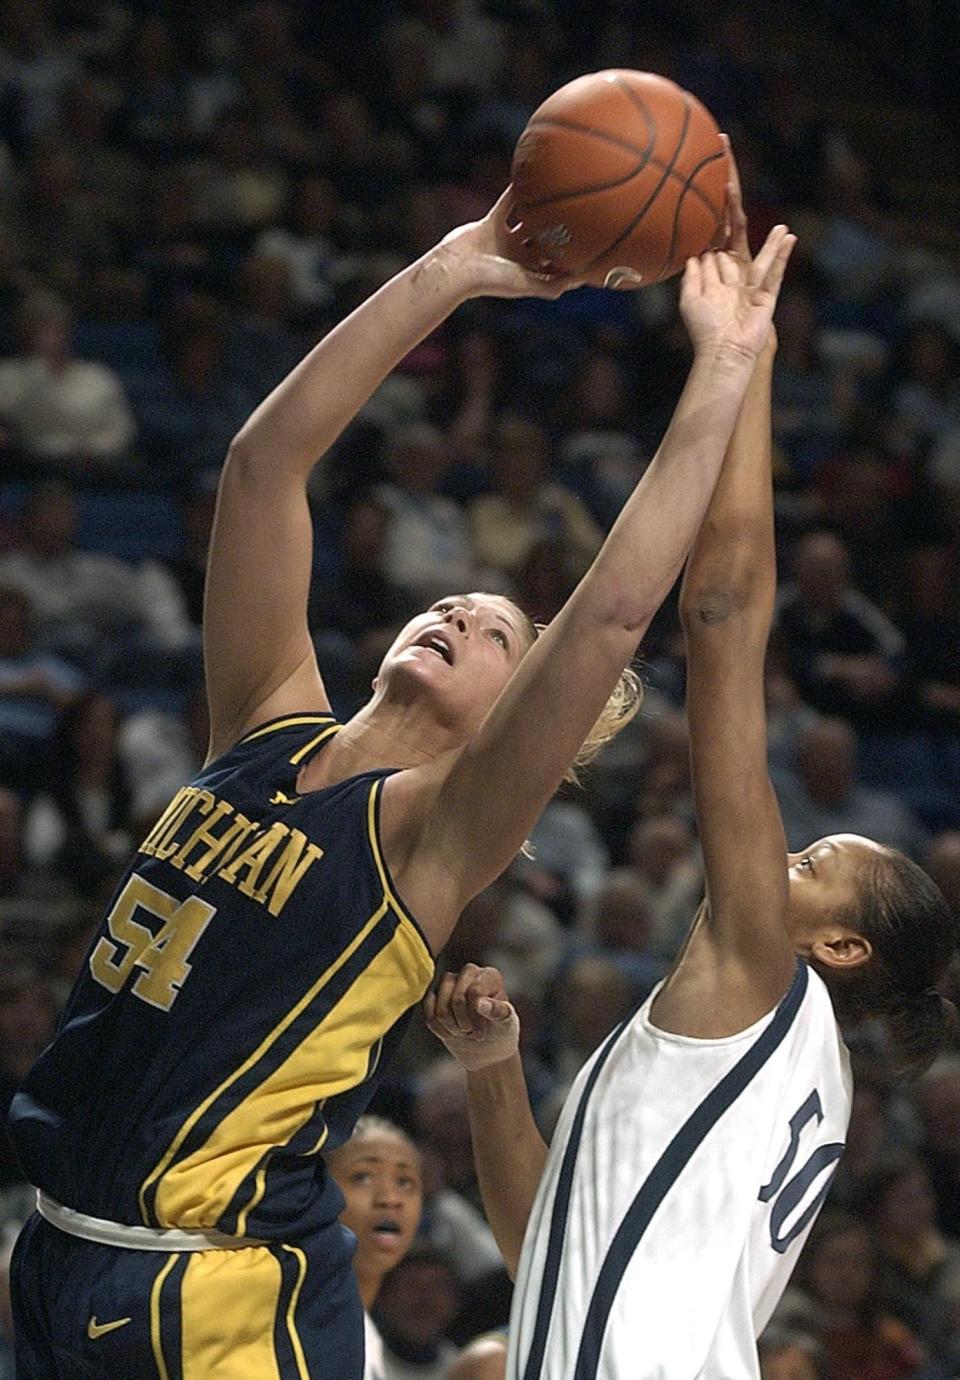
[{"xmin": 350, "ymin": 1153, "xmax": 419, "ymax": 1170}]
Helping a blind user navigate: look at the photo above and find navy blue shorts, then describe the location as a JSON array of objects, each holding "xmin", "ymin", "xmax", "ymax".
[{"xmin": 11, "ymin": 1213, "xmax": 364, "ymax": 1379}]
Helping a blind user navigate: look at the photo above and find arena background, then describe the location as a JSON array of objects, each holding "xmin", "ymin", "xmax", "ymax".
[{"xmin": 0, "ymin": 2, "xmax": 959, "ymax": 1375}]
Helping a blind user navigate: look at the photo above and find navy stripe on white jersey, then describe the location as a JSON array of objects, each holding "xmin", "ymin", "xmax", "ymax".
[{"xmin": 509, "ymin": 960, "xmax": 852, "ymax": 1380}]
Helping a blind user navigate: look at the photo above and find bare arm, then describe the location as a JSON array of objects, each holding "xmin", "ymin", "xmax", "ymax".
[
  {"xmin": 395, "ymin": 231, "xmax": 796, "ymax": 923},
  {"xmin": 203, "ymin": 198, "xmax": 575, "ymax": 757},
  {"xmin": 677, "ymin": 238, "xmax": 796, "ymax": 1003},
  {"xmin": 424, "ymin": 967, "xmax": 546, "ymax": 1279}
]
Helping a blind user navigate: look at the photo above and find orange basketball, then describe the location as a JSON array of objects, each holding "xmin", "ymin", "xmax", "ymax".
[{"xmin": 508, "ymin": 70, "xmax": 729, "ymax": 288}]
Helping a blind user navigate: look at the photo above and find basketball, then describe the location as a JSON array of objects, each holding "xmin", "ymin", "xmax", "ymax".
[{"xmin": 508, "ymin": 70, "xmax": 729, "ymax": 288}]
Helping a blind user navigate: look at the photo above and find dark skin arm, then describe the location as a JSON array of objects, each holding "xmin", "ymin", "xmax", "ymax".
[{"xmin": 653, "ymin": 170, "xmax": 798, "ymax": 1036}]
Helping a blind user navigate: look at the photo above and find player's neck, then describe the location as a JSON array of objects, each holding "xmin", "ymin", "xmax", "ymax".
[{"xmin": 299, "ymin": 703, "xmax": 459, "ymax": 787}]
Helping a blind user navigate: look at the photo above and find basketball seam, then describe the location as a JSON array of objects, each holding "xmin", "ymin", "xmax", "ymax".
[
  {"xmin": 518, "ymin": 158, "xmax": 653, "ymax": 210},
  {"xmin": 659, "ymin": 149, "xmax": 728, "ymax": 278},
  {"xmin": 584, "ymin": 93, "xmax": 692, "ymax": 275},
  {"xmin": 518, "ymin": 117, "xmax": 723, "ymax": 219},
  {"xmin": 611, "ymin": 75, "xmax": 725, "ymax": 221},
  {"xmin": 648, "ymin": 153, "xmax": 725, "ymax": 219},
  {"xmin": 525, "ymin": 115, "xmax": 651, "ymax": 162}
]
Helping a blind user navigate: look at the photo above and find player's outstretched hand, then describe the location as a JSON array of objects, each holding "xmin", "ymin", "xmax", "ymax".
[
  {"xmin": 423, "ymin": 964, "xmax": 520, "ymax": 1072},
  {"xmin": 680, "ymin": 221, "xmax": 796, "ymax": 363},
  {"xmin": 433, "ymin": 188, "xmax": 585, "ymax": 302}
]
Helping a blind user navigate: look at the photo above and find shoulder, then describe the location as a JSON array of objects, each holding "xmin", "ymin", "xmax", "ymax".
[{"xmin": 204, "ymin": 712, "xmax": 341, "ymax": 774}]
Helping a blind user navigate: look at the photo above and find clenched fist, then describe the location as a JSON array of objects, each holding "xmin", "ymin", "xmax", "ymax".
[{"xmin": 423, "ymin": 964, "xmax": 520, "ymax": 1072}]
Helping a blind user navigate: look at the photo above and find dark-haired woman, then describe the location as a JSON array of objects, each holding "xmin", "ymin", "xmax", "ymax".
[
  {"xmin": 426, "ymin": 167, "xmax": 957, "ymax": 1380},
  {"xmin": 861, "ymin": 1155, "xmax": 960, "ymax": 1372},
  {"xmin": 789, "ymin": 1210, "xmax": 928, "ymax": 1380}
]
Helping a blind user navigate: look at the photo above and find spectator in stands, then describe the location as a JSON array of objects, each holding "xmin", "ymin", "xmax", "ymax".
[
  {"xmin": 757, "ymin": 1325, "xmax": 825, "ymax": 1380},
  {"xmin": 0, "ymin": 0, "xmax": 80, "ymax": 141},
  {"xmin": 328, "ymin": 1117, "xmax": 425, "ymax": 1380},
  {"xmin": 0, "ymin": 291, "xmax": 135, "ymax": 471},
  {"xmin": 890, "ymin": 322, "xmax": 960, "ymax": 462},
  {"xmin": 512, "ymin": 796, "xmax": 609, "ymax": 926},
  {"xmin": 0, "ymin": 966, "xmax": 56, "ymax": 1190},
  {"xmin": 772, "ymin": 717, "xmax": 927, "ymax": 859},
  {"xmin": 414, "ymin": 1060, "xmax": 480, "ymax": 1213},
  {"xmin": 256, "ymin": 174, "xmax": 344, "ymax": 315},
  {"xmin": 558, "ymin": 350, "xmax": 644, "ymax": 528},
  {"xmin": 377, "ymin": 423, "xmax": 476, "ymax": 603},
  {"xmin": 445, "ymin": 1334, "xmax": 506, "ymax": 1380},
  {"xmin": 816, "ymin": 448, "xmax": 901, "ymax": 589},
  {"xmin": 374, "ymin": 1243, "xmax": 461, "ymax": 1380},
  {"xmin": 2, "ymin": 139, "xmax": 114, "ymax": 273},
  {"xmin": 0, "ymin": 482, "xmax": 194, "ymax": 675},
  {"xmin": 860, "ymin": 1155, "xmax": 960, "ymax": 1372},
  {"xmin": 115, "ymin": 15, "xmax": 187, "ymax": 154},
  {"xmin": 228, "ymin": 251, "xmax": 305, "ymax": 399},
  {"xmin": 54, "ymin": 76, "xmax": 143, "ymax": 237},
  {"xmin": 774, "ymin": 530, "xmax": 906, "ymax": 729},
  {"xmin": 926, "ymin": 834, "xmax": 960, "ymax": 922},
  {"xmin": 618, "ymin": 813, "xmax": 704, "ymax": 961},
  {"xmin": 811, "ymin": 148, "xmax": 893, "ymax": 305},
  {"xmin": 547, "ymin": 953, "xmax": 634, "ymax": 1084},
  {"xmin": 0, "ymin": 585, "xmax": 83, "ymax": 795},
  {"xmin": 771, "ymin": 283, "xmax": 847, "ymax": 480},
  {"xmin": 468, "ymin": 414, "xmax": 602, "ymax": 586},
  {"xmin": 309, "ymin": 491, "xmax": 420, "ymax": 716},
  {"xmin": 902, "ymin": 547, "xmax": 960, "ymax": 737},
  {"xmin": 163, "ymin": 474, "xmax": 216, "ymax": 628},
  {"xmin": 780, "ymin": 1210, "xmax": 928, "ymax": 1379},
  {"xmin": 184, "ymin": 104, "xmax": 287, "ymax": 233},
  {"xmin": 633, "ymin": 711, "xmax": 694, "ymax": 825},
  {"xmin": 130, "ymin": 294, "xmax": 254, "ymax": 481},
  {"xmin": 916, "ymin": 1059, "xmax": 960, "ymax": 1240},
  {"xmin": 831, "ymin": 1072, "xmax": 908, "ymax": 1210}
]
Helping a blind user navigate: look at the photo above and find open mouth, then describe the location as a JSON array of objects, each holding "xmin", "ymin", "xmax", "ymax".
[
  {"xmin": 370, "ymin": 1218, "xmax": 404, "ymax": 1247},
  {"xmin": 413, "ymin": 630, "xmax": 454, "ymax": 665}
]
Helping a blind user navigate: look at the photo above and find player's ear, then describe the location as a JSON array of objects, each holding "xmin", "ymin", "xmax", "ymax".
[
  {"xmin": 371, "ymin": 676, "xmax": 379, "ymax": 691},
  {"xmin": 811, "ymin": 932, "xmax": 872, "ymax": 971}
]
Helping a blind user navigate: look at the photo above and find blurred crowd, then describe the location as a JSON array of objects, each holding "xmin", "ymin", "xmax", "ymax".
[{"xmin": 0, "ymin": 1, "xmax": 959, "ymax": 1377}]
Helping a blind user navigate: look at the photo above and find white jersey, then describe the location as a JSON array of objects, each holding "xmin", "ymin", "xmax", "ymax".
[
  {"xmin": 364, "ymin": 1310, "xmax": 386, "ymax": 1380},
  {"xmin": 507, "ymin": 960, "xmax": 852, "ymax": 1380}
]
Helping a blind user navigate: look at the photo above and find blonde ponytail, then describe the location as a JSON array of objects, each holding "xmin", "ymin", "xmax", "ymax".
[{"xmin": 527, "ymin": 621, "xmax": 643, "ymax": 785}]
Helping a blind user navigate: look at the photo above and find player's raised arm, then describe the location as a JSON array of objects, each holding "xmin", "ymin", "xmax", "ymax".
[
  {"xmin": 423, "ymin": 966, "xmax": 545, "ymax": 1279},
  {"xmin": 390, "ymin": 227, "xmax": 796, "ymax": 926},
  {"xmin": 203, "ymin": 199, "xmax": 578, "ymax": 758},
  {"xmin": 677, "ymin": 185, "xmax": 796, "ymax": 1008}
]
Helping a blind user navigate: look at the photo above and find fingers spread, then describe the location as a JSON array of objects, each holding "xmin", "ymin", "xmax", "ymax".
[
  {"xmin": 761, "ymin": 233, "xmax": 797, "ymax": 295},
  {"xmin": 716, "ymin": 251, "xmax": 739, "ymax": 286},
  {"xmin": 681, "ymin": 255, "xmax": 702, "ymax": 298},
  {"xmin": 700, "ymin": 250, "xmax": 720, "ymax": 290},
  {"xmin": 750, "ymin": 224, "xmax": 789, "ymax": 286}
]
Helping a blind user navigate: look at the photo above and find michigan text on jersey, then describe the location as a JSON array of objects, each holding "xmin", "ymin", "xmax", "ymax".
[{"xmin": 138, "ymin": 785, "xmax": 324, "ymax": 916}]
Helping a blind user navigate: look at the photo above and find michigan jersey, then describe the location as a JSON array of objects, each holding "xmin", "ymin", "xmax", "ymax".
[
  {"xmin": 508, "ymin": 960, "xmax": 852, "ymax": 1380},
  {"xmin": 9, "ymin": 714, "xmax": 434, "ymax": 1244}
]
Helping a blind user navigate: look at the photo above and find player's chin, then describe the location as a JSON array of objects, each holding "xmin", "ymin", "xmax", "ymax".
[{"xmin": 362, "ymin": 1227, "xmax": 411, "ymax": 1260}]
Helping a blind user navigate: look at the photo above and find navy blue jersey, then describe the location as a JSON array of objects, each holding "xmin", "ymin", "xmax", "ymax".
[{"xmin": 9, "ymin": 715, "xmax": 435, "ymax": 1241}]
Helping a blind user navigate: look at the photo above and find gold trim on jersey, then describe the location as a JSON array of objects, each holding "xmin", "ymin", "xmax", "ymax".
[
  {"xmin": 180, "ymin": 1247, "xmax": 284, "ymax": 1378},
  {"xmin": 239, "ymin": 715, "xmax": 335, "ymax": 745},
  {"xmin": 366, "ymin": 778, "xmax": 432, "ymax": 953},
  {"xmin": 150, "ymin": 905, "xmax": 432, "ymax": 1229},
  {"xmin": 138, "ymin": 771, "xmax": 433, "ymax": 1234},
  {"xmin": 150, "ymin": 1253, "xmax": 180, "ymax": 1380},
  {"xmin": 280, "ymin": 1244, "xmax": 310, "ymax": 1380},
  {"xmin": 289, "ymin": 722, "xmax": 341, "ymax": 766}
]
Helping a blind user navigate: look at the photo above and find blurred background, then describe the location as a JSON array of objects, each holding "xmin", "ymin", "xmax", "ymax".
[{"xmin": 0, "ymin": 1, "xmax": 959, "ymax": 1376}]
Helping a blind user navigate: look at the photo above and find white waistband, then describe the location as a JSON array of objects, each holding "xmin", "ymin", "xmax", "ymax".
[{"xmin": 36, "ymin": 1191, "xmax": 266, "ymax": 1252}]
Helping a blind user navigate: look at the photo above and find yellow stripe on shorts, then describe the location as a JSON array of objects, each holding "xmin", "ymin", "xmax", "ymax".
[{"xmin": 180, "ymin": 1247, "xmax": 284, "ymax": 1379}]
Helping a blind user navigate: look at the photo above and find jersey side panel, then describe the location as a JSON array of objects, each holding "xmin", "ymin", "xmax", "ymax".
[{"xmin": 8, "ymin": 717, "xmax": 434, "ymax": 1241}]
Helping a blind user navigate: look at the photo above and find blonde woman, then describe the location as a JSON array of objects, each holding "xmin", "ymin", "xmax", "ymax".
[{"xmin": 8, "ymin": 188, "xmax": 793, "ymax": 1378}]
